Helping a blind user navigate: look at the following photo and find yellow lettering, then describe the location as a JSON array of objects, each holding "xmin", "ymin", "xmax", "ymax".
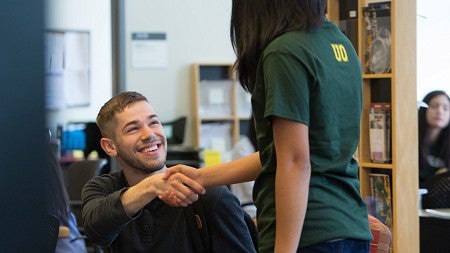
[
  {"xmin": 331, "ymin": 44, "xmax": 349, "ymax": 62},
  {"xmin": 339, "ymin": 44, "xmax": 348, "ymax": 62},
  {"xmin": 331, "ymin": 44, "xmax": 342, "ymax": 61}
]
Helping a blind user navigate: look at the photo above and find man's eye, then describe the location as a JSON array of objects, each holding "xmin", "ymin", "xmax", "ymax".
[{"xmin": 126, "ymin": 127, "xmax": 138, "ymax": 133}]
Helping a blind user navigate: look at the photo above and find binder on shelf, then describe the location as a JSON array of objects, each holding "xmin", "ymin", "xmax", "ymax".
[
  {"xmin": 369, "ymin": 102, "xmax": 391, "ymax": 163},
  {"xmin": 199, "ymin": 80, "xmax": 232, "ymax": 117},
  {"xmin": 200, "ymin": 121, "xmax": 233, "ymax": 152},
  {"xmin": 368, "ymin": 172, "xmax": 393, "ymax": 230}
]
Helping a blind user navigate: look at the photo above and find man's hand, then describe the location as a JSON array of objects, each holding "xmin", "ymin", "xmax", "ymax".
[
  {"xmin": 152, "ymin": 171, "xmax": 205, "ymax": 207},
  {"xmin": 121, "ymin": 170, "xmax": 206, "ymax": 215},
  {"xmin": 159, "ymin": 165, "xmax": 205, "ymax": 207}
]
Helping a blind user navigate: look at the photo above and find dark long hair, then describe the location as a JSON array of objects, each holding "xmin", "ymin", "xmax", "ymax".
[
  {"xmin": 230, "ymin": 0, "xmax": 327, "ymax": 92},
  {"xmin": 418, "ymin": 90, "xmax": 450, "ymax": 172}
]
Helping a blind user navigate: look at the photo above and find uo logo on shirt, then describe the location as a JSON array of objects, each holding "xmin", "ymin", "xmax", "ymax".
[{"xmin": 331, "ymin": 44, "xmax": 349, "ymax": 62}]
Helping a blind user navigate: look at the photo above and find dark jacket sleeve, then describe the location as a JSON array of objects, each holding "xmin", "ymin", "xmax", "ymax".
[
  {"xmin": 81, "ymin": 173, "xmax": 139, "ymax": 246},
  {"xmin": 202, "ymin": 186, "xmax": 257, "ymax": 253}
]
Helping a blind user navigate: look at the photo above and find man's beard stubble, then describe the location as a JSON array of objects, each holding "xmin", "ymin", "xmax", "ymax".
[{"xmin": 119, "ymin": 151, "xmax": 167, "ymax": 175}]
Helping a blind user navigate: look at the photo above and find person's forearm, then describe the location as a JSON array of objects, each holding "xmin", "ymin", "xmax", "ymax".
[
  {"xmin": 199, "ymin": 152, "xmax": 261, "ymax": 188},
  {"xmin": 120, "ymin": 182, "xmax": 158, "ymax": 216},
  {"xmin": 274, "ymin": 162, "xmax": 310, "ymax": 253}
]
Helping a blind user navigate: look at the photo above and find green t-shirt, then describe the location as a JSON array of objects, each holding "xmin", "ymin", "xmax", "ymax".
[{"xmin": 252, "ymin": 19, "xmax": 372, "ymax": 252}]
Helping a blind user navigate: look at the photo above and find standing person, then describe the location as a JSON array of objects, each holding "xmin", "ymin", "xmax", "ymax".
[
  {"xmin": 418, "ymin": 90, "xmax": 450, "ymax": 188},
  {"xmin": 162, "ymin": 1, "xmax": 372, "ymax": 252},
  {"xmin": 81, "ymin": 91, "xmax": 256, "ymax": 252},
  {"xmin": 46, "ymin": 147, "xmax": 88, "ymax": 253}
]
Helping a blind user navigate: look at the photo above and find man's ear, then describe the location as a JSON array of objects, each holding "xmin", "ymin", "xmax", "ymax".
[{"xmin": 100, "ymin": 137, "xmax": 117, "ymax": 157}]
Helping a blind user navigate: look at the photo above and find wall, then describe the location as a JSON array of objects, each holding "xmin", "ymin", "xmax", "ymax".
[
  {"xmin": 45, "ymin": 1, "xmax": 450, "ymax": 141},
  {"xmin": 417, "ymin": 0, "xmax": 450, "ymax": 101},
  {"xmin": 124, "ymin": 0, "xmax": 235, "ymax": 145},
  {"xmin": 46, "ymin": 0, "xmax": 112, "ymax": 132}
]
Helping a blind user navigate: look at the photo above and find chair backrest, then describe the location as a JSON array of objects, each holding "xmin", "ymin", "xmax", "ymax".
[
  {"xmin": 65, "ymin": 159, "xmax": 107, "ymax": 201},
  {"xmin": 64, "ymin": 159, "xmax": 107, "ymax": 228},
  {"xmin": 368, "ymin": 214, "xmax": 392, "ymax": 253},
  {"xmin": 422, "ymin": 171, "xmax": 450, "ymax": 209},
  {"xmin": 48, "ymin": 214, "xmax": 60, "ymax": 253}
]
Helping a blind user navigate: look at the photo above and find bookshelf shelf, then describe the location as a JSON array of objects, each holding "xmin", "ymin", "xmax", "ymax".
[
  {"xmin": 363, "ymin": 73, "xmax": 392, "ymax": 79},
  {"xmin": 328, "ymin": 0, "xmax": 418, "ymax": 252},
  {"xmin": 360, "ymin": 162, "xmax": 393, "ymax": 169}
]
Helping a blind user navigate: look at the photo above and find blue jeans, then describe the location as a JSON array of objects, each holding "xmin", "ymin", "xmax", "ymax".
[{"xmin": 299, "ymin": 239, "xmax": 370, "ymax": 253}]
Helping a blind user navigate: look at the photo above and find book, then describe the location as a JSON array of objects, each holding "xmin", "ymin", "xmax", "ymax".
[
  {"xmin": 362, "ymin": 4, "xmax": 391, "ymax": 74},
  {"xmin": 369, "ymin": 102, "xmax": 391, "ymax": 163},
  {"xmin": 368, "ymin": 173, "xmax": 393, "ymax": 230}
]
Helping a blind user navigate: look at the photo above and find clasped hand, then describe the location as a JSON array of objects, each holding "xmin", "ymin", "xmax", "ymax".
[{"xmin": 159, "ymin": 164, "xmax": 204, "ymax": 207}]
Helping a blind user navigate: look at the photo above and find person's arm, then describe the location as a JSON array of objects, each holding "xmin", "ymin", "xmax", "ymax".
[
  {"xmin": 272, "ymin": 117, "xmax": 310, "ymax": 253},
  {"xmin": 160, "ymin": 152, "xmax": 261, "ymax": 206},
  {"xmin": 163, "ymin": 152, "xmax": 261, "ymax": 187},
  {"xmin": 82, "ymin": 175, "xmax": 135, "ymax": 246},
  {"xmin": 198, "ymin": 151, "xmax": 261, "ymax": 187},
  {"xmin": 82, "ymin": 173, "xmax": 205, "ymax": 245},
  {"xmin": 120, "ymin": 172, "xmax": 205, "ymax": 215}
]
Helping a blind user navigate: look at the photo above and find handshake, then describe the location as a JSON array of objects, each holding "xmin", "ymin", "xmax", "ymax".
[
  {"xmin": 158, "ymin": 152, "xmax": 260, "ymax": 207},
  {"xmin": 159, "ymin": 164, "xmax": 207, "ymax": 207}
]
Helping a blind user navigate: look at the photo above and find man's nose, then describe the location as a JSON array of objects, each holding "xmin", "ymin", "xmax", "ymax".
[{"xmin": 140, "ymin": 125, "xmax": 155, "ymax": 140}]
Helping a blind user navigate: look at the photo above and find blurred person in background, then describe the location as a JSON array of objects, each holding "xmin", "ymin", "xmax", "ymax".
[{"xmin": 418, "ymin": 90, "xmax": 450, "ymax": 188}]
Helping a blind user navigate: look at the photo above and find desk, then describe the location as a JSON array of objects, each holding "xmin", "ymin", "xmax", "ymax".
[{"xmin": 420, "ymin": 209, "xmax": 450, "ymax": 253}]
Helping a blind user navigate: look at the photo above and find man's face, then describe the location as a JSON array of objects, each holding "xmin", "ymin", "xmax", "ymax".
[{"xmin": 110, "ymin": 100, "xmax": 167, "ymax": 174}]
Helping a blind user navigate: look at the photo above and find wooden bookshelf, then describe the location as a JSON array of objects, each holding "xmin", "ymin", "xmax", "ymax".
[
  {"xmin": 328, "ymin": 0, "xmax": 418, "ymax": 252},
  {"xmin": 191, "ymin": 63, "xmax": 251, "ymax": 157}
]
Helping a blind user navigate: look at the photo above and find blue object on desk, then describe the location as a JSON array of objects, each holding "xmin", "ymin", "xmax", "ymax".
[{"xmin": 62, "ymin": 129, "xmax": 86, "ymax": 152}]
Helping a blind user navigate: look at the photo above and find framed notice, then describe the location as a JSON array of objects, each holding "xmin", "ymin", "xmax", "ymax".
[
  {"xmin": 45, "ymin": 30, "xmax": 90, "ymax": 109},
  {"xmin": 131, "ymin": 32, "xmax": 167, "ymax": 69}
]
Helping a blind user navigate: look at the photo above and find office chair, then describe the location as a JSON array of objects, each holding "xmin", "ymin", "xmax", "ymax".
[
  {"xmin": 48, "ymin": 214, "xmax": 60, "ymax": 253},
  {"xmin": 422, "ymin": 171, "xmax": 450, "ymax": 209},
  {"xmin": 64, "ymin": 158, "xmax": 107, "ymax": 253},
  {"xmin": 64, "ymin": 159, "xmax": 107, "ymax": 225}
]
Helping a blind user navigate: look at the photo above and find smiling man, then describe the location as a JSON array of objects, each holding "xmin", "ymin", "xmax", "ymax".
[{"xmin": 82, "ymin": 91, "xmax": 256, "ymax": 253}]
